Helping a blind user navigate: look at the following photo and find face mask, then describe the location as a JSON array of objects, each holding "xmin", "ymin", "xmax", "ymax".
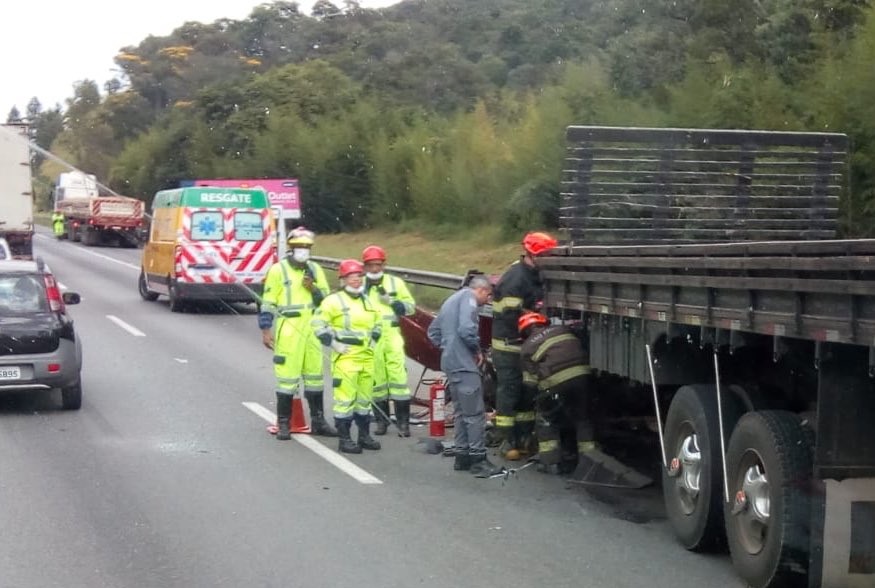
[
  {"xmin": 366, "ymin": 271, "xmax": 383, "ymax": 281},
  {"xmin": 291, "ymin": 248, "xmax": 310, "ymax": 263},
  {"xmin": 344, "ymin": 285, "xmax": 365, "ymax": 296}
]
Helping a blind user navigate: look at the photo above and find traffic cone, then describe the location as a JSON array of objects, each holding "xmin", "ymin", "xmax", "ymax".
[{"xmin": 291, "ymin": 397, "xmax": 311, "ymax": 434}]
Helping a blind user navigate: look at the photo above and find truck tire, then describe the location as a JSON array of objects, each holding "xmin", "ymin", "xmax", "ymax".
[
  {"xmin": 138, "ymin": 270, "xmax": 159, "ymax": 302},
  {"xmin": 61, "ymin": 378, "xmax": 82, "ymax": 410},
  {"xmin": 724, "ymin": 411, "xmax": 813, "ymax": 588},
  {"xmin": 662, "ymin": 384, "xmax": 735, "ymax": 552}
]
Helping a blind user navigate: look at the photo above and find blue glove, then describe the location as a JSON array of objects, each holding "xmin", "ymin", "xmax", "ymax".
[
  {"xmin": 372, "ymin": 328, "xmax": 382, "ymax": 342},
  {"xmin": 317, "ymin": 332, "xmax": 333, "ymax": 347},
  {"xmin": 391, "ymin": 300, "xmax": 406, "ymax": 316},
  {"xmin": 257, "ymin": 312, "xmax": 273, "ymax": 330}
]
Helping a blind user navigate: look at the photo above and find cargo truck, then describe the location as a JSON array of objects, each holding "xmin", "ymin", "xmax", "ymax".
[
  {"xmin": 53, "ymin": 171, "xmax": 144, "ymax": 247},
  {"xmin": 537, "ymin": 126, "xmax": 875, "ymax": 588},
  {"xmin": 0, "ymin": 123, "xmax": 34, "ymax": 258}
]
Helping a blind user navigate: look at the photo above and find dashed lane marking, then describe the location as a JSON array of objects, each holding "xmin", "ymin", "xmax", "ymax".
[
  {"xmin": 106, "ymin": 314, "xmax": 147, "ymax": 337},
  {"xmin": 242, "ymin": 401, "xmax": 383, "ymax": 485},
  {"xmin": 35, "ymin": 233, "xmax": 140, "ymax": 271}
]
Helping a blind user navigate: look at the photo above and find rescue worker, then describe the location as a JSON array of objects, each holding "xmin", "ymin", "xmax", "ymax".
[
  {"xmin": 427, "ymin": 275, "xmax": 502, "ymax": 477},
  {"xmin": 518, "ymin": 312, "xmax": 592, "ymax": 474},
  {"xmin": 490, "ymin": 231, "xmax": 558, "ymax": 460},
  {"xmin": 518, "ymin": 312, "xmax": 648, "ymax": 487},
  {"xmin": 362, "ymin": 245, "xmax": 416, "ymax": 437},
  {"xmin": 259, "ymin": 226, "xmax": 336, "ymax": 441},
  {"xmin": 52, "ymin": 210, "xmax": 65, "ymax": 238},
  {"xmin": 312, "ymin": 259, "xmax": 383, "ymax": 454}
]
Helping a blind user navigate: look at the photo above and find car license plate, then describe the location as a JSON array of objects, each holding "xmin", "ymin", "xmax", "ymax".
[{"xmin": 0, "ymin": 367, "xmax": 21, "ymax": 380}]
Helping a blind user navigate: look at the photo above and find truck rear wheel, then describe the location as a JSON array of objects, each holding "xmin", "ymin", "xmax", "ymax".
[
  {"xmin": 724, "ymin": 411, "xmax": 813, "ymax": 588},
  {"xmin": 662, "ymin": 384, "xmax": 730, "ymax": 552}
]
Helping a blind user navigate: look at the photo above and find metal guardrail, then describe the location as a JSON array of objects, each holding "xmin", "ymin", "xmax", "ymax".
[{"xmin": 312, "ymin": 256, "xmax": 465, "ymax": 290}]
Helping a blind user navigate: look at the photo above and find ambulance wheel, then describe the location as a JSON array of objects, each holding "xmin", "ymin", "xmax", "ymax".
[
  {"xmin": 724, "ymin": 411, "xmax": 812, "ymax": 588},
  {"xmin": 138, "ymin": 270, "xmax": 159, "ymax": 301},
  {"xmin": 168, "ymin": 280, "xmax": 185, "ymax": 313}
]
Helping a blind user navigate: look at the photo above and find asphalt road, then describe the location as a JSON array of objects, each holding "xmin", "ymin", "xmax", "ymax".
[{"xmin": 0, "ymin": 228, "xmax": 742, "ymax": 588}]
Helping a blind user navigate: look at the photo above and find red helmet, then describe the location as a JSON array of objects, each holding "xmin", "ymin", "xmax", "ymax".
[
  {"xmin": 338, "ymin": 259, "xmax": 364, "ymax": 278},
  {"xmin": 362, "ymin": 245, "xmax": 386, "ymax": 263},
  {"xmin": 522, "ymin": 232, "xmax": 558, "ymax": 256},
  {"xmin": 518, "ymin": 311, "xmax": 548, "ymax": 334}
]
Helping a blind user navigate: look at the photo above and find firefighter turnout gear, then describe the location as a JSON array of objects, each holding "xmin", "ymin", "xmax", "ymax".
[
  {"xmin": 366, "ymin": 271, "xmax": 416, "ymax": 436},
  {"xmin": 428, "ymin": 280, "xmax": 502, "ymax": 477},
  {"xmin": 52, "ymin": 211, "xmax": 65, "ymax": 238},
  {"xmin": 491, "ymin": 252, "xmax": 547, "ymax": 458},
  {"xmin": 259, "ymin": 254, "xmax": 334, "ymax": 439},
  {"xmin": 312, "ymin": 275, "xmax": 382, "ymax": 454},
  {"xmin": 519, "ymin": 321, "xmax": 595, "ymax": 474}
]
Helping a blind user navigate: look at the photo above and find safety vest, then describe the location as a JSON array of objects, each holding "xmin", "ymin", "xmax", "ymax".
[
  {"xmin": 365, "ymin": 274, "xmax": 415, "ymax": 328},
  {"xmin": 312, "ymin": 290, "xmax": 380, "ymax": 349},
  {"xmin": 261, "ymin": 259, "xmax": 329, "ymax": 319}
]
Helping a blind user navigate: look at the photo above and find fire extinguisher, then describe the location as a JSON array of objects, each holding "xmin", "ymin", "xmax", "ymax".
[{"xmin": 429, "ymin": 380, "xmax": 446, "ymax": 437}]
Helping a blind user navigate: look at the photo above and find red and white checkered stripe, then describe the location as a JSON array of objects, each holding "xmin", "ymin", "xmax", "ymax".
[{"xmin": 176, "ymin": 208, "xmax": 276, "ymax": 284}]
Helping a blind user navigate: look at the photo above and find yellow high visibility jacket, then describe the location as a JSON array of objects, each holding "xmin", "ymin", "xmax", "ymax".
[
  {"xmin": 365, "ymin": 274, "xmax": 415, "ymax": 329},
  {"xmin": 260, "ymin": 259, "xmax": 329, "ymax": 328},
  {"xmin": 312, "ymin": 290, "xmax": 381, "ymax": 360}
]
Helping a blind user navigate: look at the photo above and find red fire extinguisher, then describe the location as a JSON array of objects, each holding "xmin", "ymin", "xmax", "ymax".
[{"xmin": 429, "ymin": 381, "xmax": 446, "ymax": 437}]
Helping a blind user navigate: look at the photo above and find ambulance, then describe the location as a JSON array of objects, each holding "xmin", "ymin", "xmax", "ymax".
[{"xmin": 138, "ymin": 187, "xmax": 277, "ymax": 312}]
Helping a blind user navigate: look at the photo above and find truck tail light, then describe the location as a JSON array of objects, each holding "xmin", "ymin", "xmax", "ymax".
[
  {"xmin": 48, "ymin": 363, "xmax": 61, "ymax": 373},
  {"xmin": 44, "ymin": 274, "xmax": 64, "ymax": 313}
]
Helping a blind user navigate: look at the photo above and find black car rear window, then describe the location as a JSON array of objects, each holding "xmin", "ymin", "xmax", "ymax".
[{"xmin": 0, "ymin": 275, "xmax": 49, "ymax": 314}]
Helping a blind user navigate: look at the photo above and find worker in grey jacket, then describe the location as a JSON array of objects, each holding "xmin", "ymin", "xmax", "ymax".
[{"xmin": 427, "ymin": 276, "xmax": 502, "ymax": 477}]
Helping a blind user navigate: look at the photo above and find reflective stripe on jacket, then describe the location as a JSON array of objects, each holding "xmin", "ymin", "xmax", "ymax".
[
  {"xmin": 262, "ymin": 259, "xmax": 329, "ymax": 318},
  {"xmin": 365, "ymin": 274, "xmax": 415, "ymax": 328},
  {"xmin": 491, "ymin": 258, "xmax": 543, "ymax": 341},
  {"xmin": 312, "ymin": 290, "xmax": 380, "ymax": 356},
  {"xmin": 520, "ymin": 324, "xmax": 590, "ymax": 391}
]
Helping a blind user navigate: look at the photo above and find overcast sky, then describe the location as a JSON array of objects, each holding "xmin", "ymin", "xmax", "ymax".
[{"xmin": 0, "ymin": 0, "xmax": 399, "ymax": 116}]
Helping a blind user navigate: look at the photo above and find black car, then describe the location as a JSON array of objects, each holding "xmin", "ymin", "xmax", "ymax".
[{"xmin": 0, "ymin": 258, "xmax": 83, "ymax": 409}]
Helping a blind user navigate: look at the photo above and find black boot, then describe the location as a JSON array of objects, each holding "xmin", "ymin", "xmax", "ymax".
[
  {"xmin": 306, "ymin": 393, "xmax": 337, "ymax": 437},
  {"xmin": 276, "ymin": 393, "xmax": 292, "ymax": 441},
  {"xmin": 454, "ymin": 451, "xmax": 471, "ymax": 471},
  {"xmin": 469, "ymin": 453, "xmax": 504, "ymax": 478},
  {"xmin": 373, "ymin": 400, "xmax": 390, "ymax": 436},
  {"xmin": 355, "ymin": 414, "xmax": 381, "ymax": 450},
  {"xmin": 336, "ymin": 419, "xmax": 362, "ymax": 454},
  {"xmin": 395, "ymin": 399, "xmax": 411, "ymax": 437}
]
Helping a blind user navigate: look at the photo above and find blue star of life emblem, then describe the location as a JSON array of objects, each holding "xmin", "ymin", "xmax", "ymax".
[{"xmin": 197, "ymin": 216, "xmax": 218, "ymax": 235}]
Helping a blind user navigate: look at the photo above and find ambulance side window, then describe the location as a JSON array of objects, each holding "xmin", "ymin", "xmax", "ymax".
[
  {"xmin": 235, "ymin": 211, "xmax": 264, "ymax": 241},
  {"xmin": 190, "ymin": 211, "xmax": 224, "ymax": 241}
]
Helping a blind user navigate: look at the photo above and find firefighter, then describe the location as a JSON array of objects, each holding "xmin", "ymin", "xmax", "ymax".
[
  {"xmin": 518, "ymin": 312, "xmax": 593, "ymax": 474},
  {"xmin": 312, "ymin": 259, "xmax": 383, "ymax": 454},
  {"xmin": 518, "ymin": 312, "xmax": 649, "ymax": 487},
  {"xmin": 490, "ymin": 231, "xmax": 558, "ymax": 461},
  {"xmin": 259, "ymin": 226, "xmax": 336, "ymax": 441},
  {"xmin": 52, "ymin": 210, "xmax": 65, "ymax": 238},
  {"xmin": 427, "ymin": 275, "xmax": 502, "ymax": 477},
  {"xmin": 362, "ymin": 245, "xmax": 416, "ymax": 437}
]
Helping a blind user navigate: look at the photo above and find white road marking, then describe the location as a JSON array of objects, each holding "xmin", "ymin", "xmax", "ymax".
[
  {"xmin": 36, "ymin": 233, "xmax": 140, "ymax": 271},
  {"xmin": 106, "ymin": 314, "xmax": 147, "ymax": 337},
  {"xmin": 242, "ymin": 401, "xmax": 383, "ymax": 485},
  {"xmin": 57, "ymin": 281, "xmax": 68, "ymax": 291},
  {"xmin": 174, "ymin": 358, "xmax": 189, "ymax": 364}
]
